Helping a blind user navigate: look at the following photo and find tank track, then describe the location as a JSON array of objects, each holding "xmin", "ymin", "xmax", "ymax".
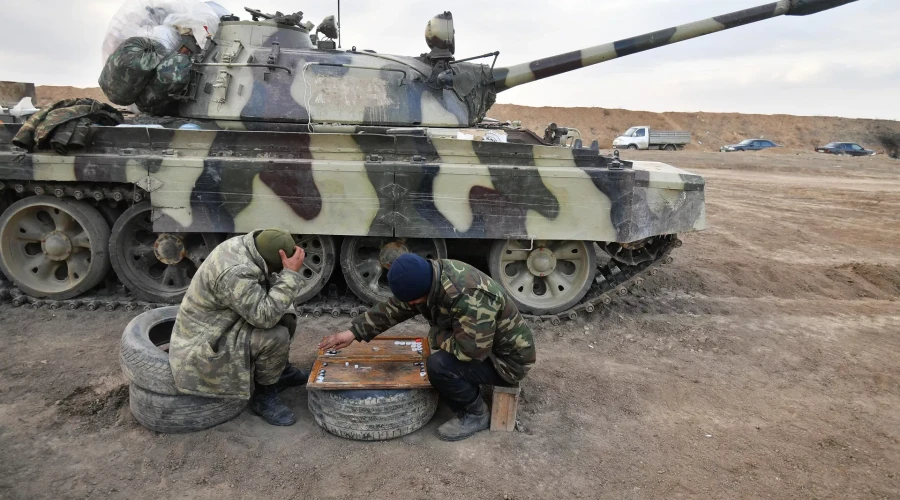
[{"xmin": 0, "ymin": 236, "xmax": 679, "ymax": 325}]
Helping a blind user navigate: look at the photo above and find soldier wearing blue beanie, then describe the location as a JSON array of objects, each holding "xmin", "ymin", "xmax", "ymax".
[
  {"xmin": 321, "ymin": 253, "xmax": 536, "ymax": 441},
  {"xmin": 387, "ymin": 254, "xmax": 433, "ymax": 302}
]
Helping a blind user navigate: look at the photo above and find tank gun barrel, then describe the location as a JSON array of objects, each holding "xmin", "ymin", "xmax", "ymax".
[{"xmin": 490, "ymin": 0, "xmax": 858, "ymax": 92}]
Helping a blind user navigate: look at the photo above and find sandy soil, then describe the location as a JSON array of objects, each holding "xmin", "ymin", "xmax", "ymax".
[
  {"xmin": 33, "ymin": 86, "xmax": 109, "ymax": 108},
  {"xmin": 1, "ymin": 150, "xmax": 899, "ymax": 500}
]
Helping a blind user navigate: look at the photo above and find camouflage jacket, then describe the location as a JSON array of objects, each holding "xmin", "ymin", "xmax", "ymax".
[
  {"xmin": 12, "ymin": 98, "xmax": 123, "ymax": 153},
  {"xmin": 351, "ymin": 259, "xmax": 536, "ymax": 383},
  {"xmin": 169, "ymin": 232, "xmax": 304, "ymax": 398}
]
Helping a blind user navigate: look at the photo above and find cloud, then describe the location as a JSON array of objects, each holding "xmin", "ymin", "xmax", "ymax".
[{"xmin": 2, "ymin": 0, "xmax": 896, "ymax": 120}]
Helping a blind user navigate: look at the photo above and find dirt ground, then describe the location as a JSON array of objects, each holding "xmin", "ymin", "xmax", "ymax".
[{"xmin": 1, "ymin": 150, "xmax": 898, "ymax": 499}]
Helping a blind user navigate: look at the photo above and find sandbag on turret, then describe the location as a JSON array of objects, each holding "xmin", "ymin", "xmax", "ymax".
[{"xmin": 99, "ymin": 37, "xmax": 168, "ymax": 106}]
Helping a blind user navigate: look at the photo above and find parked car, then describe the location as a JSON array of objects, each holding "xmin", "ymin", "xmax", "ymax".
[
  {"xmin": 720, "ymin": 139, "xmax": 779, "ymax": 152},
  {"xmin": 815, "ymin": 142, "xmax": 876, "ymax": 156}
]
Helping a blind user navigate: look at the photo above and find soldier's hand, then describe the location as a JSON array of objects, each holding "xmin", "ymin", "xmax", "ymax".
[
  {"xmin": 319, "ymin": 330, "xmax": 355, "ymax": 350},
  {"xmin": 280, "ymin": 246, "xmax": 305, "ymax": 273}
]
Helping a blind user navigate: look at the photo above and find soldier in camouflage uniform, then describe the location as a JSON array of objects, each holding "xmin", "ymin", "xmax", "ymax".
[
  {"xmin": 169, "ymin": 229, "xmax": 309, "ymax": 426},
  {"xmin": 320, "ymin": 254, "xmax": 536, "ymax": 441}
]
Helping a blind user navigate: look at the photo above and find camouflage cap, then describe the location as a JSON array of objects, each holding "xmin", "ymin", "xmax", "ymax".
[{"xmin": 254, "ymin": 229, "xmax": 296, "ymax": 271}]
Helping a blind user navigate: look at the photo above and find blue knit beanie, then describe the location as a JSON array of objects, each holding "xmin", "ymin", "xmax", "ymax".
[{"xmin": 388, "ymin": 254, "xmax": 433, "ymax": 302}]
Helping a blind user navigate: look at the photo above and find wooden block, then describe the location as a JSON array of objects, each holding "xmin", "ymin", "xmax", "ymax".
[{"xmin": 490, "ymin": 383, "xmax": 520, "ymax": 432}]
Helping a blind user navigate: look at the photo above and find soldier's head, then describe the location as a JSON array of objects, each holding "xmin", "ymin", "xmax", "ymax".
[
  {"xmin": 254, "ymin": 228, "xmax": 296, "ymax": 272},
  {"xmin": 388, "ymin": 254, "xmax": 433, "ymax": 304}
]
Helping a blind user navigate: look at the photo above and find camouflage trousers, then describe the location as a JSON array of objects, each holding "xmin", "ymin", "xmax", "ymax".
[{"xmin": 248, "ymin": 315, "xmax": 297, "ymax": 386}]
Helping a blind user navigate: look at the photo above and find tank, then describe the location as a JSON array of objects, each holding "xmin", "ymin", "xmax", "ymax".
[{"xmin": 0, "ymin": 0, "xmax": 857, "ymax": 320}]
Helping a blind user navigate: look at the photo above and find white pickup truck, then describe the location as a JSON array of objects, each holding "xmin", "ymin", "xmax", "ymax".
[{"xmin": 612, "ymin": 126, "xmax": 691, "ymax": 151}]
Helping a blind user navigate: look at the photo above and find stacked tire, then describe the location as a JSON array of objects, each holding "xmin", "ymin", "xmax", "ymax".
[
  {"xmin": 120, "ymin": 306, "xmax": 248, "ymax": 433},
  {"xmin": 122, "ymin": 307, "xmax": 439, "ymax": 439},
  {"xmin": 308, "ymin": 388, "xmax": 438, "ymax": 441}
]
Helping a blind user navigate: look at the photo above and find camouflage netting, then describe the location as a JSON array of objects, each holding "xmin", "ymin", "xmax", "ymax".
[
  {"xmin": 99, "ymin": 37, "xmax": 168, "ymax": 106},
  {"xmin": 136, "ymin": 53, "xmax": 193, "ymax": 115}
]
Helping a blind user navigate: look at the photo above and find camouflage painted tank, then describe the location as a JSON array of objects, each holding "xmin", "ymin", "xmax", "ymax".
[{"xmin": 0, "ymin": 0, "xmax": 857, "ymax": 319}]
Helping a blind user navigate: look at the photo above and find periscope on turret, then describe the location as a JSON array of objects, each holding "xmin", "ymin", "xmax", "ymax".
[{"xmin": 0, "ymin": 0, "xmax": 858, "ymax": 319}]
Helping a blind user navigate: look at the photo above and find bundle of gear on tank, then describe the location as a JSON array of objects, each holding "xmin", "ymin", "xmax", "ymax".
[
  {"xmin": 99, "ymin": 34, "xmax": 198, "ymax": 113},
  {"xmin": 135, "ymin": 52, "xmax": 194, "ymax": 114},
  {"xmin": 99, "ymin": 37, "xmax": 170, "ymax": 106},
  {"xmin": 100, "ymin": 0, "xmax": 222, "ymax": 62},
  {"xmin": 99, "ymin": 0, "xmax": 223, "ymax": 113},
  {"xmin": 12, "ymin": 98, "xmax": 123, "ymax": 154}
]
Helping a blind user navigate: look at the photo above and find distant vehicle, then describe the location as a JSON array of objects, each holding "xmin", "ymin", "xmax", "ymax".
[
  {"xmin": 720, "ymin": 139, "xmax": 779, "ymax": 152},
  {"xmin": 612, "ymin": 126, "xmax": 691, "ymax": 151},
  {"xmin": 815, "ymin": 142, "xmax": 875, "ymax": 156}
]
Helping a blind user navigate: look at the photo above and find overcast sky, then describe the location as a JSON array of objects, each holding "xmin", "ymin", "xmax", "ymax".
[{"xmin": 2, "ymin": 0, "xmax": 896, "ymax": 120}]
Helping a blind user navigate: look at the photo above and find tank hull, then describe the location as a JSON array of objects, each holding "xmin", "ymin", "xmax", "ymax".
[{"xmin": 0, "ymin": 126, "xmax": 705, "ymax": 243}]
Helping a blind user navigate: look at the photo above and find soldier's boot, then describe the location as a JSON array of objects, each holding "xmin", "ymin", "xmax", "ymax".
[
  {"xmin": 250, "ymin": 382, "xmax": 296, "ymax": 426},
  {"xmin": 276, "ymin": 363, "xmax": 310, "ymax": 392},
  {"xmin": 437, "ymin": 397, "xmax": 490, "ymax": 441}
]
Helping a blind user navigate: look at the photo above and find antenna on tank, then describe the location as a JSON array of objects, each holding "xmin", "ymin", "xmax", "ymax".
[{"xmin": 337, "ymin": 0, "xmax": 341, "ymax": 48}]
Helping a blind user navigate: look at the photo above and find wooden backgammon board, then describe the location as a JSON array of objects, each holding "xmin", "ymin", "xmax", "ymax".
[{"xmin": 306, "ymin": 336, "xmax": 433, "ymax": 390}]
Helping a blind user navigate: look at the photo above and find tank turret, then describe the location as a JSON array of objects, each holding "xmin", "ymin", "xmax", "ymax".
[{"xmin": 176, "ymin": 0, "xmax": 857, "ymax": 129}]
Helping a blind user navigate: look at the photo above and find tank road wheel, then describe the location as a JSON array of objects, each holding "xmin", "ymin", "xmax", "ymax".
[
  {"xmin": 489, "ymin": 240, "xmax": 597, "ymax": 316},
  {"xmin": 340, "ymin": 237, "xmax": 447, "ymax": 305},
  {"xmin": 109, "ymin": 202, "xmax": 223, "ymax": 304},
  {"xmin": 292, "ymin": 233, "xmax": 337, "ymax": 304},
  {"xmin": 0, "ymin": 196, "xmax": 111, "ymax": 299}
]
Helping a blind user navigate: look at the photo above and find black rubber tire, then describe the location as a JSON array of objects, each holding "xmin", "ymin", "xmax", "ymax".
[
  {"xmin": 0, "ymin": 196, "xmax": 111, "ymax": 299},
  {"xmin": 664, "ymin": 144, "xmax": 676, "ymax": 151},
  {"xmin": 627, "ymin": 144, "xmax": 639, "ymax": 150},
  {"xmin": 308, "ymin": 388, "xmax": 438, "ymax": 441},
  {"xmin": 129, "ymin": 383, "xmax": 248, "ymax": 433},
  {"xmin": 120, "ymin": 306, "xmax": 181, "ymax": 395}
]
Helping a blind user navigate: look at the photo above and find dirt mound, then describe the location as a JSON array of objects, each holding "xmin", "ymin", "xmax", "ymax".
[
  {"xmin": 34, "ymin": 86, "xmax": 110, "ymax": 107},
  {"xmin": 0, "ymin": 82, "xmax": 35, "ymax": 107},
  {"xmin": 55, "ymin": 383, "xmax": 130, "ymax": 433},
  {"xmin": 492, "ymin": 104, "xmax": 900, "ymax": 154}
]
